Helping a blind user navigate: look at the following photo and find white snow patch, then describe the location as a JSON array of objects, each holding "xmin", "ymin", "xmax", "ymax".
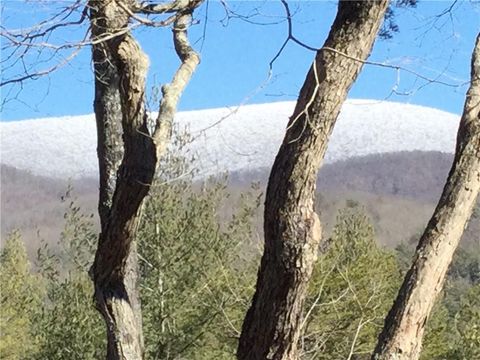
[{"xmin": 0, "ymin": 100, "xmax": 459, "ymax": 179}]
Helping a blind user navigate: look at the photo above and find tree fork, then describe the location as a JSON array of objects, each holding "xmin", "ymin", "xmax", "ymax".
[{"xmin": 89, "ymin": 1, "xmax": 201, "ymax": 359}]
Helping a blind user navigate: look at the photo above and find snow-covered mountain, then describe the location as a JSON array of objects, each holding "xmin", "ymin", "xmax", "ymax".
[{"xmin": 0, "ymin": 100, "xmax": 460, "ymax": 179}]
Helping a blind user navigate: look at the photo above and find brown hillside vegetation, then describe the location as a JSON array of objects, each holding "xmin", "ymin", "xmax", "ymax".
[
  {"xmin": 1, "ymin": 150, "xmax": 478, "ymax": 257},
  {"xmin": 231, "ymin": 151, "xmax": 454, "ymax": 202},
  {"xmin": 0, "ymin": 165, "xmax": 98, "ymax": 255}
]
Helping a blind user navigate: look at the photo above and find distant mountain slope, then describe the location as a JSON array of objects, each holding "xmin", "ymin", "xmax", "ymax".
[
  {"xmin": 0, "ymin": 100, "xmax": 459, "ymax": 179},
  {"xmin": 3, "ymin": 151, "xmax": 478, "ymax": 256},
  {"xmin": 0, "ymin": 165, "xmax": 97, "ymax": 252},
  {"xmin": 231, "ymin": 151, "xmax": 454, "ymax": 203},
  {"xmin": 320, "ymin": 151, "xmax": 455, "ymax": 202}
]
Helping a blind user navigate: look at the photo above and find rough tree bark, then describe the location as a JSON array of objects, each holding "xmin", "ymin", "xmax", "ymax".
[
  {"xmin": 371, "ymin": 33, "xmax": 480, "ymax": 360},
  {"xmin": 90, "ymin": 1, "xmax": 145, "ymax": 355},
  {"xmin": 88, "ymin": 1, "xmax": 201, "ymax": 359},
  {"xmin": 90, "ymin": 2, "xmax": 152, "ymax": 358},
  {"xmin": 91, "ymin": 19, "xmax": 143, "ymax": 358},
  {"xmin": 237, "ymin": 2, "xmax": 388, "ymax": 360}
]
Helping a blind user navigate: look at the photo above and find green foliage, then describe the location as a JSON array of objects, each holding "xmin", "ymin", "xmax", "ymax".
[
  {"xmin": 396, "ymin": 239, "xmax": 480, "ymax": 359},
  {"xmin": 32, "ymin": 271, "xmax": 105, "ymax": 360},
  {"xmin": 0, "ymin": 129, "xmax": 261, "ymax": 359},
  {"xmin": 0, "ymin": 231, "xmax": 43, "ymax": 359},
  {"xmin": 138, "ymin": 170, "xmax": 261, "ymax": 359},
  {"xmin": 32, "ymin": 198, "xmax": 105, "ymax": 360},
  {"xmin": 421, "ymin": 284, "xmax": 480, "ymax": 360},
  {"xmin": 449, "ymin": 244, "xmax": 480, "ymax": 285},
  {"xmin": 450, "ymin": 284, "xmax": 480, "ymax": 359},
  {"xmin": 302, "ymin": 207, "xmax": 401, "ymax": 359},
  {"xmin": 421, "ymin": 301, "xmax": 454, "ymax": 360},
  {"xmin": 394, "ymin": 241, "xmax": 415, "ymax": 273},
  {"xmin": 380, "ymin": 0, "xmax": 417, "ymax": 40}
]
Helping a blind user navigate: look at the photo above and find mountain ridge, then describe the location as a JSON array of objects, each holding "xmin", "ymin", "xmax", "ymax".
[{"xmin": 0, "ymin": 99, "xmax": 459, "ymax": 179}]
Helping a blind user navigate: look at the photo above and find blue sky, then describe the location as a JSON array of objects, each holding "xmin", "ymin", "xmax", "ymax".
[{"xmin": 1, "ymin": 0, "xmax": 479, "ymax": 121}]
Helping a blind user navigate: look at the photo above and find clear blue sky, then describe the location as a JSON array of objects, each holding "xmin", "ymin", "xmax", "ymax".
[{"xmin": 1, "ymin": 0, "xmax": 479, "ymax": 121}]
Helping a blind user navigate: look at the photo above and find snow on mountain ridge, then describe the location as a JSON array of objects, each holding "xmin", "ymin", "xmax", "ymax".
[{"xmin": 0, "ymin": 100, "xmax": 459, "ymax": 179}]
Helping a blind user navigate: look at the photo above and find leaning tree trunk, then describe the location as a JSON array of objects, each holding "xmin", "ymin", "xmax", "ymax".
[
  {"xmin": 237, "ymin": 1, "xmax": 388, "ymax": 360},
  {"xmin": 371, "ymin": 33, "xmax": 480, "ymax": 360}
]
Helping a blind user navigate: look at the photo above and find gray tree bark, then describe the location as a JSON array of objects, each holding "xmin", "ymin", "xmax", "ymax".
[
  {"xmin": 90, "ymin": 1, "xmax": 151, "ymax": 358},
  {"xmin": 237, "ymin": 2, "xmax": 388, "ymax": 360},
  {"xmin": 88, "ymin": 1, "xmax": 201, "ymax": 359},
  {"xmin": 371, "ymin": 33, "xmax": 480, "ymax": 360}
]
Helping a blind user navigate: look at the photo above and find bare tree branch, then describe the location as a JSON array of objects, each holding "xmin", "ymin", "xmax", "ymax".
[
  {"xmin": 135, "ymin": 0, "xmax": 196, "ymax": 15},
  {"xmin": 152, "ymin": 1, "xmax": 203, "ymax": 160},
  {"xmin": 270, "ymin": 0, "xmax": 467, "ymax": 91},
  {"xmin": 0, "ymin": 0, "xmax": 200, "ymax": 92}
]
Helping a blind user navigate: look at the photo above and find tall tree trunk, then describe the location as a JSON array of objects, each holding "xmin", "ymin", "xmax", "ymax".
[
  {"xmin": 237, "ymin": 2, "xmax": 388, "ymax": 360},
  {"xmin": 92, "ymin": 29, "xmax": 145, "ymax": 358},
  {"xmin": 90, "ymin": 1, "xmax": 151, "ymax": 358},
  {"xmin": 89, "ymin": 1, "xmax": 201, "ymax": 359},
  {"xmin": 371, "ymin": 33, "xmax": 480, "ymax": 360}
]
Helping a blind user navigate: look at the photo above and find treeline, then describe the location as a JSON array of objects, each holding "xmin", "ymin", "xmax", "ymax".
[{"xmin": 1, "ymin": 166, "xmax": 478, "ymax": 359}]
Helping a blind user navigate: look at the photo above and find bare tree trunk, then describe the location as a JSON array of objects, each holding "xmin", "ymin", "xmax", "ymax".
[
  {"xmin": 91, "ymin": 0, "xmax": 144, "ymax": 352},
  {"xmin": 90, "ymin": 1, "xmax": 151, "ymax": 358},
  {"xmin": 92, "ymin": 37, "xmax": 145, "ymax": 360},
  {"xmin": 237, "ymin": 2, "xmax": 388, "ymax": 360},
  {"xmin": 89, "ymin": 1, "xmax": 201, "ymax": 359},
  {"xmin": 371, "ymin": 33, "xmax": 480, "ymax": 360}
]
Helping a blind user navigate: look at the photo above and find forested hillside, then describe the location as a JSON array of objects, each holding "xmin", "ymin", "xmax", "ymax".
[{"xmin": 2, "ymin": 150, "xmax": 478, "ymax": 359}]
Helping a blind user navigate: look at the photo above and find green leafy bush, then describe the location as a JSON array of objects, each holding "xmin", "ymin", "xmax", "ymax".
[
  {"xmin": 138, "ymin": 174, "xmax": 260, "ymax": 359},
  {"xmin": 32, "ymin": 197, "xmax": 105, "ymax": 360},
  {"xmin": 302, "ymin": 207, "xmax": 401, "ymax": 359},
  {"xmin": 0, "ymin": 231, "xmax": 43, "ymax": 359}
]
